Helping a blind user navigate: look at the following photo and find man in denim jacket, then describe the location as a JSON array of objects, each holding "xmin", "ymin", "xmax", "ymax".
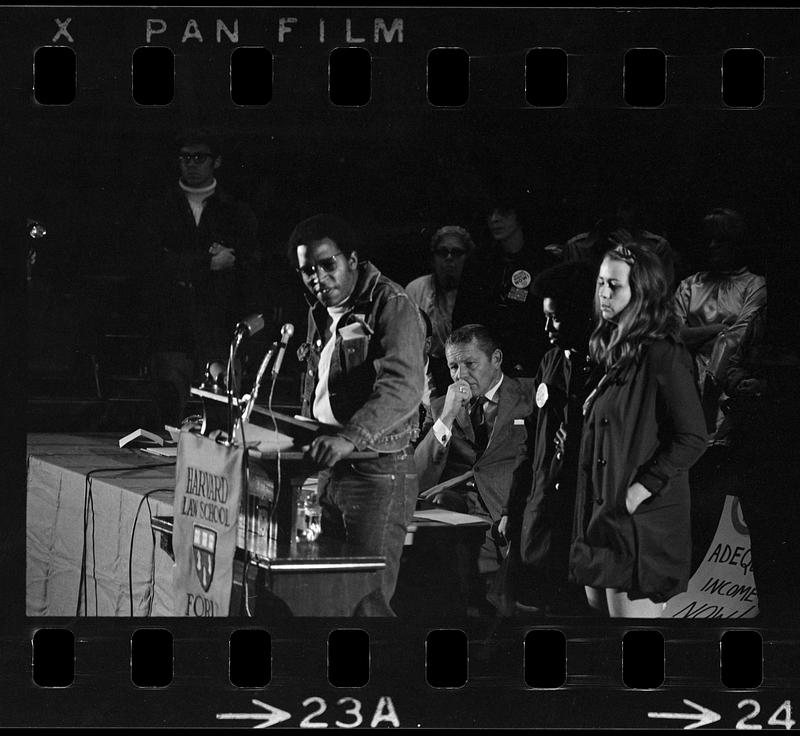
[{"xmin": 288, "ymin": 214, "xmax": 425, "ymax": 615}]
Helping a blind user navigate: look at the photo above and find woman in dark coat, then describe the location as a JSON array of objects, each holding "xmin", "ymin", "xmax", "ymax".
[{"xmin": 570, "ymin": 244, "xmax": 707, "ymax": 617}]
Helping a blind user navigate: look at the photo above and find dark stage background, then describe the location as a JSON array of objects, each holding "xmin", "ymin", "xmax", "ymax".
[{"xmin": 4, "ymin": 7, "xmax": 798, "ymax": 429}]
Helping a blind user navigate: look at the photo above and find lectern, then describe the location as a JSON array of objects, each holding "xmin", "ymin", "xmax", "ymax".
[{"xmin": 168, "ymin": 387, "xmax": 385, "ymax": 616}]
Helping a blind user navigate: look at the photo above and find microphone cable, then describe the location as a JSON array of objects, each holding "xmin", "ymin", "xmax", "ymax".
[
  {"xmin": 128, "ymin": 487, "xmax": 172, "ymax": 617},
  {"xmin": 263, "ymin": 322, "xmax": 293, "ymax": 551},
  {"xmin": 238, "ymin": 321, "xmax": 291, "ymax": 615},
  {"xmin": 77, "ymin": 461, "xmax": 175, "ymax": 617},
  {"xmin": 226, "ymin": 339, "xmax": 237, "ymax": 443},
  {"xmin": 229, "ymin": 335, "xmax": 254, "ymax": 617},
  {"xmin": 265, "ymin": 368, "xmax": 283, "ymax": 565},
  {"xmin": 239, "ymin": 409, "xmax": 254, "ymax": 617}
]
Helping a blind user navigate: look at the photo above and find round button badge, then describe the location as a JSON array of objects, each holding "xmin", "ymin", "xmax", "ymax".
[{"xmin": 511, "ymin": 269, "xmax": 531, "ymax": 289}]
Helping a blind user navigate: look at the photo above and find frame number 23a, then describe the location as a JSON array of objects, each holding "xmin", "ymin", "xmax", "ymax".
[{"xmin": 300, "ymin": 696, "xmax": 400, "ymax": 728}]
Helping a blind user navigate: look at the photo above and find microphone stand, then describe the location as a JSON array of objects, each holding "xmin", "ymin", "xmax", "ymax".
[
  {"xmin": 226, "ymin": 326, "xmax": 250, "ymax": 443},
  {"xmin": 240, "ymin": 340, "xmax": 278, "ymax": 426},
  {"xmin": 225, "ymin": 314, "xmax": 265, "ymax": 442},
  {"xmin": 226, "ymin": 337, "xmax": 239, "ymax": 445}
]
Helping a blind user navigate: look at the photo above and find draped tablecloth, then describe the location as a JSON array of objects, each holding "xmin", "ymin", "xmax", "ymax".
[{"xmin": 26, "ymin": 434, "xmax": 177, "ymax": 616}]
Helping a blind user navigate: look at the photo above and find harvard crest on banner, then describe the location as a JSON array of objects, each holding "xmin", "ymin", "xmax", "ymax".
[{"xmin": 193, "ymin": 525, "xmax": 217, "ymax": 592}]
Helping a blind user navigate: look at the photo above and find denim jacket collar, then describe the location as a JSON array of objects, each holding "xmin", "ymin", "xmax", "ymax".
[{"xmin": 299, "ymin": 260, "xmax": 425, "ymax": 453}]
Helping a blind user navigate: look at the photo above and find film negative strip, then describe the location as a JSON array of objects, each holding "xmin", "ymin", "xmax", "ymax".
[{"xmin": 6, "ymin": 4, "xmax": 800, "ymax": 729}]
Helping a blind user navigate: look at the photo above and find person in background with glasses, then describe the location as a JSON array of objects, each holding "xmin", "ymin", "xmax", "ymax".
[
  {"xmin": 570, "ymin": 243, "xmax": 707, "ymax": 618},
  {"xmin": 406, "ymin": 225, "xmax": 476, "ymax": 399},
  {"xmin": 288, "ymin": 214, "xmax": 425, "ymax": 616},
  {"xmin": 137, "ymin": 129, "xmax": 262, "ymax": 427}
]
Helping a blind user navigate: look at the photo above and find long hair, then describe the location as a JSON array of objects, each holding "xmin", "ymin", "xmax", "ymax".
[{"xmin": 589, "ymin": 243, "xmax": 679, "ymax": 379}]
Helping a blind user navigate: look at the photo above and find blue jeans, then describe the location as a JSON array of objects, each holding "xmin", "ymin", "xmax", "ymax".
[{"xmin": 317, "ymin": 448, "xmax": 418, "ymax": 616}]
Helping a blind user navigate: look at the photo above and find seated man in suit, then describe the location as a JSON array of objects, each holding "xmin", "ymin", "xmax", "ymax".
[{"xmin": 414, "ymin": 323, "xmax": 537, "ymax": 614}]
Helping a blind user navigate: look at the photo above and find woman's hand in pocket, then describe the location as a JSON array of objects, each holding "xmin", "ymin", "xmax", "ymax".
[{"xmin": 625, "ymin": 481, "xmax": 652, "ymax": 515}]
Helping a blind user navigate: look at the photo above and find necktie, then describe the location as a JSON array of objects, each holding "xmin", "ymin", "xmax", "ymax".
[{"xmin": 470, "ymin": 396, "xmax": 489, "ymax": 457}]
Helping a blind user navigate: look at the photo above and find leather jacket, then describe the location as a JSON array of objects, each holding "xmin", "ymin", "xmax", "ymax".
[{"xmin": 298, "ymin": 261, "xmax": 425, "ymax": 453}]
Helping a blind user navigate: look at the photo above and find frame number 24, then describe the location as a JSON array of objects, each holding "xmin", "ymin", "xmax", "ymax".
[{"xmin": 738, "ymin": 700, "xmax": 794, "ymax": 730}]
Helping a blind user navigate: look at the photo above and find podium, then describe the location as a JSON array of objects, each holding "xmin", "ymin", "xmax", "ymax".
[
  {"xmin": 186, "ymin": 388, "xmax": 385, "ymax": 615},
  {"xmin": 191, "ymin": 386, "xmax": 377, "ymax": 544}
]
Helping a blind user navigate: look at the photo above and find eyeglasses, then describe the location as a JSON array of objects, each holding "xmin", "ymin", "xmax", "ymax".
[
  {"xmin": 433, "ymin": 247, "xmax": 467, "ymax": 259},
  {"xmin": 296, "ymin": 254, "xmax": 342, "ymax": 278},
  {"xmin": 179, "ymin": 152, "xmax": 213, "ymax": 164}
]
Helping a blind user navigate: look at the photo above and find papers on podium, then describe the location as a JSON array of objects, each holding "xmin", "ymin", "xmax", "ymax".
[{"xmin": 118, "ymin": 428, "xmax": 164, "ymax": 448}]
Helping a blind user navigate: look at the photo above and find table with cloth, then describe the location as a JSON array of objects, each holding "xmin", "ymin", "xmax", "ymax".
[{"xmin": 26, "ymin": 433, "xmax": 388, "ymax": 617}]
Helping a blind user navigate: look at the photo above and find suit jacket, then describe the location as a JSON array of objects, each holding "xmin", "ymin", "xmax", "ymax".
[{"xmin": 414, "ymin": 375, "xmax": 537, "ymax": 521}]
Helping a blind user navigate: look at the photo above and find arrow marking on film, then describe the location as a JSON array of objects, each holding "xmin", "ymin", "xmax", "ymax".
[
  {"xmin": 648, "ymin": 699, "xmax": 721, "ymax": 730},
  {"xmin": 217, "ymin": 699, "xmax": 292, "ymax": 729}
]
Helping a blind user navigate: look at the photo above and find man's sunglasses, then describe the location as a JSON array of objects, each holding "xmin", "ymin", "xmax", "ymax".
[
  {"xmin": 179, "ymin": 152, "xmax": 214, "ymax": 164},
  {"xmin": 296, "ymin": 253, "xmax": 342, "ymax": 277},
  {"xmin": 433, "ymin": 247, "xmax": 467, "ymax": 259}
]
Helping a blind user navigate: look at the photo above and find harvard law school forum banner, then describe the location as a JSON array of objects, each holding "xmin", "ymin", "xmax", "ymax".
[{"xmin": 173, "ymin": 432, "xmax": 245, "ymax": 616}]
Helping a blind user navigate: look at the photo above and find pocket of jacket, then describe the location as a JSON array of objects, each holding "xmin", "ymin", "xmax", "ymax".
[{"xmin": 342, "ymin": 335, "xmax": 369, "ymax": 372}]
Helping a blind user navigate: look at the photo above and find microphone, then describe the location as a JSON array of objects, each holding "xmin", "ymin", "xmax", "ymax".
[
  {"xmin": 27, "ymin": 219, "xmax": 47, "ymax": 239},
  {"xmin": 200, "ymin": 360, "xmax": 227, "ymax": 393},
  {"xmin": 271, "ymin": 323, "xmax": 295, "ymax": 379},
  {"xmin": 231, "ymin": 313, "xmax": 265, "ymax": 361},
  {"xmin": 235, "ymin": 313, "xmax": 265, "ymax": 339}
]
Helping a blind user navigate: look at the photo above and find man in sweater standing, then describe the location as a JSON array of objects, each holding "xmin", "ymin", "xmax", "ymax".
[{"xmin": 139, "ymin": 130, "xmax": 262, "ymax": 426}]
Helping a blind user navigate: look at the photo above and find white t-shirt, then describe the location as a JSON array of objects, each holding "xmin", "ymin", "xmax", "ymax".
[{"xmin": 312, "ymin": 305, "xmax": 349, "ymax": 427}]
